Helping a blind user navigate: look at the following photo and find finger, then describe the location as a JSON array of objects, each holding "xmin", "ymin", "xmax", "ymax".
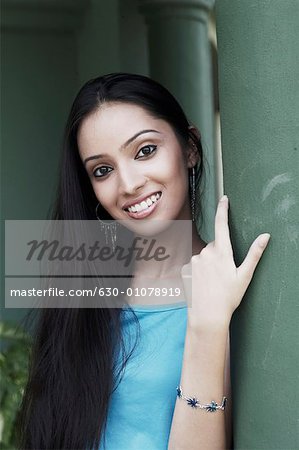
[
  {"xmin": 237, "ymin": 233, "xmax": 271, "ymax": 284},
  {"xmin": 214, "ymin": 195, "xmax": 232, "ymax": 253}
]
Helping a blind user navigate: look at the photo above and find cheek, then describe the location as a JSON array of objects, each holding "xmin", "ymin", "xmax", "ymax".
[
  {"xmin": 168, "ymin": 172, "xmax": 189, "ymax": 201},
  {"xmin": 158, "ymin": 145, "xmax": 186, "ymax": 175},
  {"xmin": 161, "ymin": 151, "xmax": 189, "ymax": 191},
  {"xmin": 90, "ymin": 181, "xmax": 115, "ymax": 209}
]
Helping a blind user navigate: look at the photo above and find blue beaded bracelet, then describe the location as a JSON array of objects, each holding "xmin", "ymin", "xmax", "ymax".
[{"xmin": 176, "ymin": 386, "xmax": 227, "ymax": 412}]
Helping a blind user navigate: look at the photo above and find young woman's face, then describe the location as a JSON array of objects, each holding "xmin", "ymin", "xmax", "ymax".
[{"xmin": 78, "ymin": 102, "xmax": 196, "ymax": 232}]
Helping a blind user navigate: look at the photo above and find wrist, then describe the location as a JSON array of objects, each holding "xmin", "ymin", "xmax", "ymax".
[
  {"xmin": 187, "ymin": 317, "xmax": 230, "ymax": 336},
  {"xmin": 183, "ymin": 325, "xmax": 228, "ymax": 388},
  {"xmin": 185, "ymin": 324, "xmax": 229, "ymax": 358}
]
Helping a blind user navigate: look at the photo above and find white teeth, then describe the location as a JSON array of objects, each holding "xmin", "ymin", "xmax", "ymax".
[{"xmin": 127, "ymin": 192, "xmax": 161, "ymax": 213}]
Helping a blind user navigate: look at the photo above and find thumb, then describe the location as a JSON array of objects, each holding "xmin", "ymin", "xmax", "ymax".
[{"xmin": 237, "ymin": 233, "xmax": 271, "ymax": 286}]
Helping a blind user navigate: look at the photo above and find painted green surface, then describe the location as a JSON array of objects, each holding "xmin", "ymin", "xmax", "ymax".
[
  {"xmin": 215, "ymin": 1, "xmax": 299, "ymax": 448},
  {"xmin": 1, "ymin": 7, "xmax": 78, "ymax": 324},
  {"xmin": 77, "ymin": 0, "xmax": 149, "ymax": 84},
  {"xmin": 77, "ymin": 0, "xmax": 120, "ymax": 84},
  {"xmin": 119, "ymin": 0, "xmax": 149, "ymax": 74},
  {"xmin": 140, "ymin": 0, "xmax": 217, "ymax": 242}
]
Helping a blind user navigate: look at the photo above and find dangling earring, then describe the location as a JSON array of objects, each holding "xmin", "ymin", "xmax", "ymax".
[
  {"xmin": 95, "ymin": 203, "xmax": 118, "ymax": 252},
  {"xmin": 190, "ymin": 166, "xmax": 196, "ymax": 222}
]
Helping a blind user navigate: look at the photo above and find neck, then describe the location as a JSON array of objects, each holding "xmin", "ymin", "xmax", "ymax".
[{"xmin": 133, "ymin": 220, "xmax": 206, "ymax": 279}]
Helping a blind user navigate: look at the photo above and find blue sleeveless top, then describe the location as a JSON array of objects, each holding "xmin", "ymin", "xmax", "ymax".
[{"xmin": 99, "ymin": 302, "xmax": 187, "ymax": 450}]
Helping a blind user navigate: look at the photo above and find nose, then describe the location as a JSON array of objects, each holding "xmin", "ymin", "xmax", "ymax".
[{"xmin": 117, "ymin": 163, "xmax": 147, "ymax": 196}]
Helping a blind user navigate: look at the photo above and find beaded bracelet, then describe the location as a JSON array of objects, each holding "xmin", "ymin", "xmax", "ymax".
[{"xmin": 176, "ymin": 386, "xmax": 227, "ymax": 412}]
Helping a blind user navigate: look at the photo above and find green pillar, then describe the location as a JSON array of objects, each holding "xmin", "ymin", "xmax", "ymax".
[
  {"xmin": 215, "ymin": 1, "xmax": 299, "ymax": 448},
  {"xmin": 1, "ymin": 0, "xmax": 85, "ymax": 325},
  {"xmin": 139, "ymin": 0, "xmax": 217, "ymax": 241}
]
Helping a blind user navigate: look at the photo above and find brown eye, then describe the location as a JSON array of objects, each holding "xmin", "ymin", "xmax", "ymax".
[
  {"xmin": 135, "ymin": 145, "xmax": 157, "ymax": 159},
  {"xmin": 93, "ymin": 166, "xmax": 112, "ymax": 178}
]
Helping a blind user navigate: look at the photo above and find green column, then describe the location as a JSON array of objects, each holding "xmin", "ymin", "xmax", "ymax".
[
  {"xmin": 215, "ymin": 1, "xmax": 299, "ymax": 448},
  {"xmin": 1, "ymin": 0, "xmax": 85, "ymax": 324},
  {"xmin": 139, "ymin": 0, "xmax": 217, "ymax": 241}
]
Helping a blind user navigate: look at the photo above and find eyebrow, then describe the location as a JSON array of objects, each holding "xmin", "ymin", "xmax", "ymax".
[{"xmin": 83, "ymin": 129, "xmax": 161, "ymax": 166}]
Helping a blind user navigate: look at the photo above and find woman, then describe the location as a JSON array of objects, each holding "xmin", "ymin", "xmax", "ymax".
[{"xmin": 18, "ymin": 73, "xmax": 270, "ymax": 450}]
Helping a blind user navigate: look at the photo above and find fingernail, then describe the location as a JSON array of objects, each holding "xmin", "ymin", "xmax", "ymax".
[
  {"xmin": 258, "ymin": 233, "xmax": 271, "ymax": 248},
  {"xmin": 220, "ymin": 195, "xmax": 228, "ymax": 202}
]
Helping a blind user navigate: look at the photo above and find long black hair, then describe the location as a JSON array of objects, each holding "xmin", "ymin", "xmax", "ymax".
[{"xmin": 17, "ymin": 73, "xmax": 205, "ymax": 450}]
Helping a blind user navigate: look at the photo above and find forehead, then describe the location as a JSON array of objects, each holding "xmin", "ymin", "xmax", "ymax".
[{"xmin": 77, "ymin": 102, "xmax": 174, "ymax": 158}]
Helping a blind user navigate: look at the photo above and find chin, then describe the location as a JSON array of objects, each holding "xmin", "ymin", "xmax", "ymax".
[{"xmin": 118, "ymin": 218, "xmax": 176, "ymax": 237}]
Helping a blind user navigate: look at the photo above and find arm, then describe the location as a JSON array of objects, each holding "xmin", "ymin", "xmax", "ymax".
[
  {"xmin": 224, "ymin": 333, "xmax": 233, "ymax": 449},
  {"xmin": 168, "ymin": 195, "xmax": 269, "ymax": 450},
  {"xmin": 168, "ymin": 326, "xmax": 231, "ymax": 450}
]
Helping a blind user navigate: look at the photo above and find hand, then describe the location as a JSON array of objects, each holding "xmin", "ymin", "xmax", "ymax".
[{"xmin": 181, "ymin": 195, "xmax": 271, "ymax": 330}]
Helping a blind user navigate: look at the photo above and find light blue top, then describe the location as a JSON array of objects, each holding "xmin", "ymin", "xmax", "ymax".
[{"xmin": 99, "ymin": 302, "xmax": 188, "ymax": 450}]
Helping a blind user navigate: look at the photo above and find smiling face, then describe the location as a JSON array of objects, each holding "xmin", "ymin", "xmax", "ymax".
[{"xmin": 78, "ymin": 102, "xmax": 197, "ymax": 233}]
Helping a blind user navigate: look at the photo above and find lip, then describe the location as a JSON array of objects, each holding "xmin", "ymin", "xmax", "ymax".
[
  {"xmin": 124, "ymin": 192, "xmax": 162, "ymax": 219},
  {"xmin": 122, "ymin": 191, "xmax": 162, "ymax": 211}
]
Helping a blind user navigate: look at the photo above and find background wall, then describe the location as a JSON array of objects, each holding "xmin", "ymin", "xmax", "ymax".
[{"xmin": 1, "ymin": 1, "xmax": 81, "ymax": 323}]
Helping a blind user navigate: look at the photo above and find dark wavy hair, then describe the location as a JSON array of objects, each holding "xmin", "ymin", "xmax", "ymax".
[{"xmin": 17, "ymin": 73, "xmax": 205, "ymax": 450}]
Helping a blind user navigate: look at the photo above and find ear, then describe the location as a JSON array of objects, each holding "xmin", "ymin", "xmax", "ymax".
[
  {"xmin": 188, "ymin": 125, "xmax": 201, "ymax": 141},
  {"xmin": 186, "ymin": 125, "xmax": 201, "ymax": 169}
]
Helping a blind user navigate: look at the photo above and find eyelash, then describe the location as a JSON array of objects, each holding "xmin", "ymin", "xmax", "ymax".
[
  {"xmin": 137, "ymin": 144, "xmax": 157, "ymax": 158},
  {"xmin": 92, "ymin": 144, "xmax": 158, "ymax": 178}
]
